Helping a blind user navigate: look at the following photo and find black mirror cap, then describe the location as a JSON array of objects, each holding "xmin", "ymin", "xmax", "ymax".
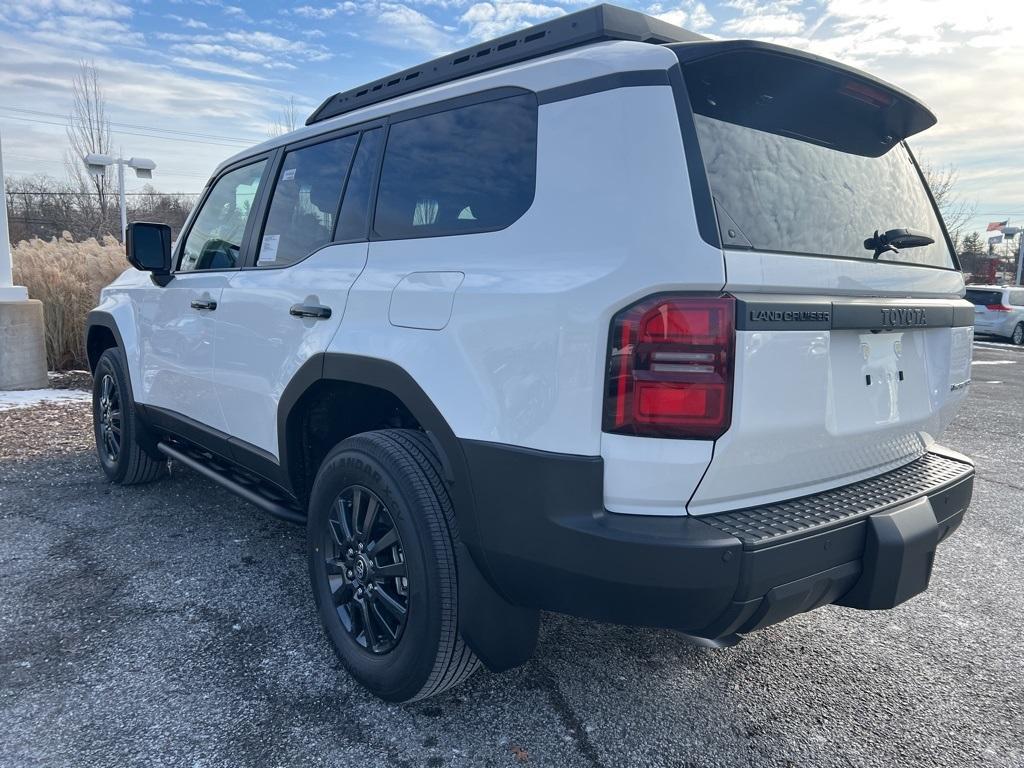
[{"xmin": 126, "ymin": 222, "xmax": 172, "ymax": 275}]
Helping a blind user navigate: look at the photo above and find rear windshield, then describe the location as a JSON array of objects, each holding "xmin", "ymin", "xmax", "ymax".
[
  {"xmin": 965, "ymin": 289, "xmax": 1003, "ymax": 306},
  {"xmin": 680, "ymin": 50, "xmax": 955, "ymax": 269}
]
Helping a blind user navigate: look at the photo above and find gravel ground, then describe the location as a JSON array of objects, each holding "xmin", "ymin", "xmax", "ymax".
[{"xmin": 1, "ymin": 341, "xmax": 1022, "ymax": 768}]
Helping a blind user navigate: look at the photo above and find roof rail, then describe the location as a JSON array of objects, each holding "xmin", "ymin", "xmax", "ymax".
[{"xmin": 305, "ymin": 3, "xmax": 705, "ymax": 126}]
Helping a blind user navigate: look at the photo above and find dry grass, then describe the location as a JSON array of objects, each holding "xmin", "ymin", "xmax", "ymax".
[{"xmin": 11, "ymin": 233, "xmax": 128, "ymax": 371}]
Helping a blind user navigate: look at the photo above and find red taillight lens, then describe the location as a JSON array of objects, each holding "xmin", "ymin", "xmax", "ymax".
[
  {"xmin": 603, "ymin": 295, "xmax": 734, "ymax": 439},
  {"xmin": 986, "ymin": 304, "xmax": 1012, "ymax": 312}
]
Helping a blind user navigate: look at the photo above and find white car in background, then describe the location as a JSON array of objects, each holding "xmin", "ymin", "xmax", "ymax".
[{"xmin": 965, "ymin": 285, "xmax": 1024, "ymax": 345}]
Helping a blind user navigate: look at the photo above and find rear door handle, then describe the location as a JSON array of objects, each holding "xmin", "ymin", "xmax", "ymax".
[
  {"xmin": 190, "ymin": 298, "xmax": 217, "ymax": 311},
  {"xmin": 290, "ymin": 303, "xmax": 332, "ymax": 320}
]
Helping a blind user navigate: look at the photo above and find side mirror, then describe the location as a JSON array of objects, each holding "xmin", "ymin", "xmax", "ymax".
[{"xmin": 126, "ymin": 222, "xmax": 172, "ymax": 275}]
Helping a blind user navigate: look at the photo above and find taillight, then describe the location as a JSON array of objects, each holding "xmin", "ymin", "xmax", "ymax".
[
  {"xmin": 603, "ymin": 295, "xmax": 735, "ymax": 439},
  {"xmin": 986, "ymin": 304, "xmax": 1012, "ymax": 312}
]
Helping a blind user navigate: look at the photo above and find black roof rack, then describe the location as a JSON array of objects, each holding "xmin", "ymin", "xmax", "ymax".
[{"xmin": 305, "ymin": 4, "xmax": 705, "ymax": 126}]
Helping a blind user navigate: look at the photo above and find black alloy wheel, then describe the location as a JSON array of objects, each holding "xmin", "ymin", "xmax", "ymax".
[
  {"xmin": 92, "ymin": 347, "xmax": 167, "ymax": 485},
  {"xmin": 322, "ymin": 485, "xmax": 409, "ymax": 654},
  {"xmin": 97, "ymin": 372, "xmax": 122, "ymax": 465}
]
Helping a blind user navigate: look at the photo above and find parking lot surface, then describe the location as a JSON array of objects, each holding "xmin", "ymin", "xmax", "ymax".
[{"xmin": 1, "ymin": 341, "xmax": 1022, "ymax": 768}]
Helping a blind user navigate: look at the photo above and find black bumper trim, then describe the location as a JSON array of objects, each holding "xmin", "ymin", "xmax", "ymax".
[
  {"xmin": 699, "ymin": 452, "xmax": 974, "ymax": 549},
  {"xmin": 465, "ymin": 440, "xmax": 974, "ymax": 638}
]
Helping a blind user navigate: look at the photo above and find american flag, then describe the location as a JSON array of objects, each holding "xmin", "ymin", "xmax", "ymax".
[{"xmin": 987, "ymin": 220, "xmax": 1008, "ymax": 232}]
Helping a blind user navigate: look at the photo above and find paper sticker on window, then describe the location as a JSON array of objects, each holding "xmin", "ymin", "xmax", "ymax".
[
  {"xmin": 259, "ymin": 234, "xmax": 280, "ymax": 264},
  {"xmin": 281, "ymin": 168, "xmax": 296, "ymax": 181}
]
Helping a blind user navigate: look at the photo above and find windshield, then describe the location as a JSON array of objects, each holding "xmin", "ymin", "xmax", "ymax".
[{"xmin": 680, "ymin": 49, "xmax": 955, "ymax": 269}]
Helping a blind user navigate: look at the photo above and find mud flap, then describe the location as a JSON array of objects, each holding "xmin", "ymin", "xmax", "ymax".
[{"xmin": 838, "ymin": 496, "xmax": 941, "ymax": 610}]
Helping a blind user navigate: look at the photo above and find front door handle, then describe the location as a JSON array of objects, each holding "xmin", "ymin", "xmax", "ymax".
[
  {"xmin": 290, "ymin": 303, "xmax": 332, "ymax": 320},
  {"xmin": 190, "ymin": 298, "xmax": 217, "ymax": 311}
]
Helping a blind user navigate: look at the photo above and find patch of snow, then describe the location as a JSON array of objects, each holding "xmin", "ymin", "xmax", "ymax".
[{"xmin": 0, "ymin": 388, "xmax": 91, "ymax": 411}]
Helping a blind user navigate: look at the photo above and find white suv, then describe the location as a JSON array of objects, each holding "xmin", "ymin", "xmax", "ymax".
[
  {"xmin": 965, "ymin": 285, "xmax": 1024, "ymax": 344},
  {"xmin": 87, "ymin": 5, "xmax": 976, "ymax": 702}
]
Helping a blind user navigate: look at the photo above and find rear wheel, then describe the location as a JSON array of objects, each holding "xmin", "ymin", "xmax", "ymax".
[
  {"xmin": 92, "ymin": 347, "xmax": 166, "ymax": 485},
  {"xmin": 307, "ymin": 429, "xmax": 479, "ymax": 702},
  {"xmin": 1012, "ymin": 322, "xmax": 1024, "ymax": 346}
]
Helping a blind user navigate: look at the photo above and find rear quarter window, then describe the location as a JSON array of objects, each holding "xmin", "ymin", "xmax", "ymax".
[{"xmin": 373, "ymin": 92, "xmax": 537, "ymax": 240}]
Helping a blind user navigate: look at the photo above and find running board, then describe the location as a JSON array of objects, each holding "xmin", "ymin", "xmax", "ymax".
[{"xmin": 157, "ymin": 441, "xmax": 306, "ymax": 525}]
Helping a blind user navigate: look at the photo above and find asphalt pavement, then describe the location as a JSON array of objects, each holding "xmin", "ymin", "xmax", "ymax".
[{"xmin": 1, "ymin": 340, "xmax": 1022, "ymax": 767}]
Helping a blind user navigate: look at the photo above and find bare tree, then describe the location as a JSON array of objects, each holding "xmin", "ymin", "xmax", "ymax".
[
  {"xmin": 268, "ymin": 97, "xmax": 300, "ymax": 138},
  {"xmin": 917, "ymin": 154, "xmax": 975, "ymax": 243},
  {"xmin": 64, "ymin": 60, "xmax": 115, "ymax": 238}
]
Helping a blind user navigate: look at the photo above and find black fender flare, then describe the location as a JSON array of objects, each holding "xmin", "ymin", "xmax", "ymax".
[
  {"xmin": 85, "ymin": 310, "xmax": 127, "ymax": 374},
  {"xmin": 277, "ymin": 352, "xmax": 539, "ymax": 671}
]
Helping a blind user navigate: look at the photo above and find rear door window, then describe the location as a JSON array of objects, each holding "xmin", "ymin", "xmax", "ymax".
[
  {"xmin": 256, "ymin": 134, "xmax": 358, "ymax": 267},
  {"xmin": 374, "ymin": 92, "xmax": 537, "ymax": 240},
  {"xmin": 679, "ymin": 49, "xmax": 954, "ymax": 269},
  {"xmin": 965, "ymin": 290, "xmax": 1003, "ymax": 306},
  {"xmin": 1009, "ymin": 290, "xmax": 1024, "ymax": 307}
]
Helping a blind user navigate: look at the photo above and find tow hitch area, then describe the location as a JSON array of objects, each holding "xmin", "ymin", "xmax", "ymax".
[{"xmin": 838, "ymin": 496, "xmax": 940, "ymax": 610}]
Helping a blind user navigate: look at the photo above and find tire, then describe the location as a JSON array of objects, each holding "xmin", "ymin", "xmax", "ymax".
[
  {"xmin": 307, "ymin": 429, "xmax": 479, "ymax": 702},
  {"xmin": 92, "ymin": 347, "xmax": 167, "ymax": 485},
  {"xmin": 1013, "ymin": 323, "xmax": 1024, "ymax": 346}
]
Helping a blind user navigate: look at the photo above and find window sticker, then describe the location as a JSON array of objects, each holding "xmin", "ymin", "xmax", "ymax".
[
  {"xmin": 281, "ymin": 168, "xmax": 297, "ymax": 181},
  {"xmin": 259, "ymin": 234, "xmax": 280, "ymax": 264}
]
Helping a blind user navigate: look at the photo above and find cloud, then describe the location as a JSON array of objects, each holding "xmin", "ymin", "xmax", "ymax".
[
  {"xmin": 368, "ymin": 3, "xmax": 453, "ymax": 53},
  {"xmin": 722, "ymin": 11, "xmax": 803, "ymax": 35},
  {"xmin": 459, "ymin": 2, "xmax": 565, "ymax": 41},
  {"xmin": 646, "ymin": 2, "xmax": 715, "ymax": 31}
]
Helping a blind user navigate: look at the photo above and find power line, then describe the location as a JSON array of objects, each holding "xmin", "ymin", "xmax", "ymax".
[
  {"xmin": 0, "ymin": 113, "xmax": 253, "ymax": 149},
  {"xmin": 7, "ymin": 190, "xmax": 200, "ymax": 197},
  {"xmin": 0, "ymin": 106, "xmax": 256, "ymax": 145}
]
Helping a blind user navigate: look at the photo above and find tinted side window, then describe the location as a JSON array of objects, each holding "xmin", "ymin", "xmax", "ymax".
[
  {"xmin": 257, "ymin": 134, "xmax": 358, "ymax": 267},
  {"xmin": 965, "ymin": 289, "xmax": 1003, "ymax": 306},
  {"xmin": 180, "ymin": 161, "xmax": 266, "ymax": 272},
  {"xmin": 374, "ymin": 93, "xmax": 537, "ymax": 240},
  {"xmin": 335, "ymin": 128, "xmax": 384, "ymax": 242}
]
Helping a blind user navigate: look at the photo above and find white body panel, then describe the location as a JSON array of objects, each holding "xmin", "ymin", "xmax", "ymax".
[
  {"xmin": 685, "ymin": 251, "xmax": 970, "ymax": 515},
  {"xmin": 333, "ymin": 85, "xmax": 721, "ymax": 457},
  {"xmin": 135, "ymin": 271, "xmax": 231, "ymax": 431},
  {"xmin": 212, "ymin": 243, "xmax": 367, "ymax": 456}
]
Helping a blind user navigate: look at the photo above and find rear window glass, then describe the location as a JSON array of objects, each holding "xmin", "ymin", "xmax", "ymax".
[
  {"xmin": 682, "ymin": 51, "xmax": 955, "ymax": 269},
  {"xmin": 374, "ymin": 93, "xmax": 537, "ymax": 240},
  {"xmin": 965, "ymin": 290, "xmax": 1003, "ymax": 306}
]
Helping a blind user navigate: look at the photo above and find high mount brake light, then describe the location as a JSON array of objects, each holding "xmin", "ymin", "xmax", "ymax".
[{"xmin": 603, "ymin": 296, "xmax": 735, "ymax": 439}]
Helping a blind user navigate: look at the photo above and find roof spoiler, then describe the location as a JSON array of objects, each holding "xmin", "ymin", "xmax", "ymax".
[
  {"xmin": 671, "ymin": 40, "xmax": 937, "ymax": 155},
  {"xmin": 305, "ymin": 4, "xmax": 707, "ymax": 126}
]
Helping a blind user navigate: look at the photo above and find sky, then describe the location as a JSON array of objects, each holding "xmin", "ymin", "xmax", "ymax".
[{"xmin": 0, "ymin": 0, "xmax": 1020, "ymax": 237}]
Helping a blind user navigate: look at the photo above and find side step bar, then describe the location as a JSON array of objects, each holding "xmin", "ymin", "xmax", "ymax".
[{"xmin": 157, "ymin": 441, "xmax": 306, "ymax": 525}]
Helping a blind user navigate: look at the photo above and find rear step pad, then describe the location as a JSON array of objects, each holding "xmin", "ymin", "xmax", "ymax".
[{"xmin": 157, "ymin": 441, "xmax": 305, "ymax": 525}]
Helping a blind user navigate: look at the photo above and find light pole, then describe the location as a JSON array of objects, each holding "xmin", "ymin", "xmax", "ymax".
[{"xmin": 83, "ymin": 154, "xmax": 156, "ymax": 242}]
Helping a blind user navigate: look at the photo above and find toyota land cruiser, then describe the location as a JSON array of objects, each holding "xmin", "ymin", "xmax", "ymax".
[{"xmin": 87, "ymin": 4, "xmax": 976, "ymax": 702}]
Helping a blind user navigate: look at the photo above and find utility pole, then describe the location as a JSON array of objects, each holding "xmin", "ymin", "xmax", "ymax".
[{"xmin": 0, "ymin": 128, "xmax": 49, "ymax": 390}]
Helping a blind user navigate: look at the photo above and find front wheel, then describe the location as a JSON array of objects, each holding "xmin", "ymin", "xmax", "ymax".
[
  {"xmin": 92, "ymin": 348, "xmax": 166, "ymax": 485},
  {"xmin": 307, "ymin": 429, "xmax": 479, "ymax": 702},
  {"xmin": 1012, "ymin": 322, "xmax": 1024, "ymax": 346}
]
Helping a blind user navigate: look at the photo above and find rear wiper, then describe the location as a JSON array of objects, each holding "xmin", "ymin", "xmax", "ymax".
[{"xmin": 864, "ymin": 228, "xmax": 935, "ymax": 260}]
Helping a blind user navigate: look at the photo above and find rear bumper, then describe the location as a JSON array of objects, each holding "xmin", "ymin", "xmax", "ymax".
[{"xmin": 463, "ymin": 441, "xmax": 973, "ymax": 637}]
